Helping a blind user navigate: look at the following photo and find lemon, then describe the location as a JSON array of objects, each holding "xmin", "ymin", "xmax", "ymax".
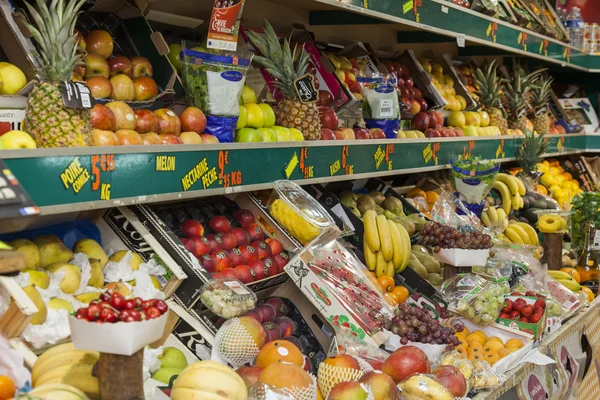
[{"xmin": 0, "ymin": 63, "xmax": 26, "ymax": 95}]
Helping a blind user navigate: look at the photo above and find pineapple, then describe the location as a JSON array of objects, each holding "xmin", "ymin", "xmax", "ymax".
[
  {"xmin": 473, "ymin": 61, "xmax": 508, "ymax": 134},
  {"xmin": 246, "ymin": 20, "xmax": 321, "ymax": 140},
  {"xmin": 22, "ymin": 0, "xmax": 91, "ymax": 148},
  {"xmin": 531, "ymin": 77, "xmax": 553, "ymax": 134},
  {"xmin": 518, "ymin": 129, "xmax": 549, "ymax": 178},
  {"xmin": 504, "ymin": 66, "xmax": 544, "ymax": 133}
]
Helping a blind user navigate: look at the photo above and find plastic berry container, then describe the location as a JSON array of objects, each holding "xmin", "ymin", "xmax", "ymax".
[
  {"xmin": 267, "ymin": 180, "xmax": 335, "ymax": 245},
  {"xmin": 533, "ymin": 209, "xmax": 572, "ymax": 234},
  {"xmin": 199, "ymin": 278, "xmax": 257, "ymax": 319}
]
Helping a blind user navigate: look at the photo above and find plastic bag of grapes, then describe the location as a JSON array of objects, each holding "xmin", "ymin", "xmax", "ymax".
[{"xmin": 440, "ymin": 274, "xmax": 508, "ymax": 325}]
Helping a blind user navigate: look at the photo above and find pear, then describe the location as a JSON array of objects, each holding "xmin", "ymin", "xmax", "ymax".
[
  {"xmin": 159, "ymin": 347, "xmax": 188, "ymax": 370},
  {"xmin": 48, "ymin": 298, "xmax": 74, "ymax": 313},
  {"xmin": 366, "ymin": 191, "xmax": 385, "ymax": 206},
  {"xmin": 34, "ymin": 234, "xmax": 73, "ymax": 269},
  {"xmin": 109, "ymin": 250, "xmax": 143, "ymax": 271},
  {"xmin": 73, "ymin": 238, "xmax": 108, "ymax": 269},
  {"xmin": 75, "ymin": 292, "xmax": 101, "ymax": 304},
  {"xmin": 22, "ymin": 285, "xmax": 47, "ymax": 325},
  {"xmin": 46, "ymin": 263, "xmax": 81, "ymax": 294},
  {"xmin": 152, "ymin": 367, "xmax": 183, "ymax": 384},
  {"xmin": 357, "ymin": 196, "xmax": 377, "ymax": 215},
  {"xmin": 383, "ymin": 196, "xmax": 405, "ymax": 216},
  {"xmin": 128, "ymin": 275, "xmax": 161, "ymax": 289},
  {"xmin": 23, "ymin": 269, "xmax": 50, "ymax": 289},
  {"xmin": 87, "ymin": 259, "xmax": 104, "ymax": 288},
  {"xmin": 9, "ymin": 239, "xmax": 40, "ymax": 269}
]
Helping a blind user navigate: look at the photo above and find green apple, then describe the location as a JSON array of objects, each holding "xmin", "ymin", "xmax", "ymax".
[
  {"xmin": 462, "ymin": 126, "xmax": 479, "ymax": 136},
  {"xmin": 167, "ymin": 43, "xmax": 182, "ymax": 72},
  {"xmin": 241, "ymin": 85, "xmax": 257, "ymax": 104},
  {"xmin": 447, "ymin": 111, "xmax": 466, "ymax": 128},
  {"xmin": 289, "ymin": 128, "xmax": 304, "ymax": 141},
  {"xmin": 245, "ymin": 103, "xmax": 264, "ymax": 128},
  {"xmin": 1, "ymin": 130, "xmax": 36, "ymax": 149},
  {"xmin": 258, "ymin": 127, "xmax": 277, "ymax": 142},
  {"xmin": 152, "ymin": 367, "xmax": 183, "ymax": 384},
  {"xmin": 159, "ymin": 347, "xmax": 188, "ymax": 370},
  {"xmin": 235, "ymin": 128, "xmax": 263, "ymax": 142},
  {"xmin": 236, "ymin": 105, "xmax": 247, "ymax": 129},
  {"xmin": 258, "ymin": 104, "xmax": 276, "ymax": 127},
  {"xmin": 272, "ymin": 125, "xmax": 292, "ymax": 142}
]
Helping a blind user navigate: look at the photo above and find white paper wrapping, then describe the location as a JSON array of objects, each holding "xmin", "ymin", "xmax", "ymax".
[
  {"xmin": 71, "ymin": 252, "xmax": 93, "ymax": 294},
  {"xmin": 22, "ymin": 308, "xmax": 71, "ymax": 349},
  {"xmin": 383, "ymin": 333, "xmax": 447, "ymax": 366},
  {"xmin": 0, "ymin": 336, "xmax": 31, "ymax": 388},
  {"xmin": 143, "ymin": 346, "xmax": 164, "ymax": 381},
  {"xmin": 103, "ymin": 251, "xmax": 166, "ymax": 300}
]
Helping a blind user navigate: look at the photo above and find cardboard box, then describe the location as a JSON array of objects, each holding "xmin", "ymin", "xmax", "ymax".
[
  {"xmin": 437, "ymin": 54, "xmax": 478, "ymax": 111},
  {"xmin": 496, "ymin": 296, "xmax": 546, "ymax": 340}
]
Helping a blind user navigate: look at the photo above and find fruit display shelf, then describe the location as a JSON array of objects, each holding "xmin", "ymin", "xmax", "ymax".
[
  {"xmin": 265, "ymin": 0, "xmax": 598, "ymax": 71},
  {"xmin": 0, "ymin": 134, "xmax": 588, "ymax": 214}
]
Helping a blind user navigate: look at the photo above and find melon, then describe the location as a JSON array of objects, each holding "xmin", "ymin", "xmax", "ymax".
[{"xmin": 171, "ymin": 360, "xmax": 247, "ymax": 400}]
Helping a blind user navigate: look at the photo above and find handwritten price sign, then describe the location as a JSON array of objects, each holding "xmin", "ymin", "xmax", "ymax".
[
  {"xmin": 299, "ymin": 147, "xmax": 313, "ymax": 179},
  {"xmin": 91, "ymin": 154, "xmax": 114, "ymax": 200},
  {"xmin": 219, "ymin": 150, "xmax": 242, "ymax": 188}
]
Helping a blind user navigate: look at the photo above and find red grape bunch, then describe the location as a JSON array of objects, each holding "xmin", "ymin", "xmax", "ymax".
[
  {"xmin": 420, "ymin": 221, "xmax": 492, "ymax": 252},
  {"xmin": 391, "ymin": 303, "xmax": 461, "ymax": 349}
]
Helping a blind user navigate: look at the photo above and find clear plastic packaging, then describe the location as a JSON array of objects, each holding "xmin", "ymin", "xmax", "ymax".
[
  {"xmin": 440, "ymin": 274, "xmax": 508, "ymax": 325},
  {"xmin": 398, "ymin": 373, "xmax": 455, "ymax": 399},
  {"xmin": 450, "ymin": 157, "xmax": 500, "ymax": 206},
  {"xmin": 199, "ymin": 278, "xmax": 257, "ymax": 318},
  {"xmin": 358, "ymin": 73, "xmax": 400, "ymax": 138},
  {"xmin": 534, "ymin": 209, "xmax": 572, "ymax": 234},
  {"xmin": 267, "ymin": 180, "xmax": 335, "ymax": 244}
]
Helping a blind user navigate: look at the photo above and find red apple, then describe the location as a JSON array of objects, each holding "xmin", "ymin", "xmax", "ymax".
[
  {"xmin": 234, "ymin": 265, "xmax": 255, "ymax": 284},
  {"xmin": 105, "ymin": 101, "xmax": 136, "ymax": 130},
  {"xmin": 86, "ymin": 76, "xmax": 112, "ymax": 99},
  {"xmin": 400, "ymin": 87, "xmax": 412, "ymax": 100},
  {"xmin": 262, "ymin": 257, "xmax": 278, "ymax": 276},
  {"xmin": 219, "ymin": 232, "xmax": 238, "ymax": 250},
  {"xmin": 440, "ymin": 127, "xmax": 455, "ymax": 137},
  {"xmin": 369, "ymin": 128, "xmax": 386, "ymax": 139},
  {"xmin": 131, "ymin": 56, "xmax": 153, "ymax": 78},
  {"xmin": 210, "ymin": 216, "xmax": 232, "ymax": 233},
  {"xmin": 90, "ymin": 104, "xmax": 115, "ymax": 131},
  {"xmin": 115, "ymin": 129, "xmax": 142, "ymax": 145},
  {"xmin": 354, "ymin": 127, "xmax": 372, "ymax": 139},
  {"xmin": 133, "ymin": 76, "xmax": 158, "ymax": 101},
  {"xmin": 411, "ymin": 112, "xmax": 430, "ymax": 131},
  {"xmin": 84, "ymin": 54, "xmax": 110, "ymax": 79},
  {"xmin": 179, "ymin": 131, "xmax": 202, "ymax": 144},
  {"xmin": 412, "ymin": 88, "xmax": 423, "ymax": 99},
  {"xmin": 201, "ymin": 133, "xmax": 219, "ymax": 144},
  {"xmin": 397, "ymin": 77, "xmax": 405, "ymax": 88},
  {"xmin": 154, "ymin": 108, "xmax": 181, "ymax": 135},
  {"xmin": 321, "ymin": 128, "xmax": 336, "ymax": 140},
  {"xmin": 182, "ymin": 220, "xmax": 204, "ymax": 237},
  {"xmin": 383, "ymin": 346, "xmax": 430, "ymax": 383},
  {"xmin": 108, "ymin": 55, "xmax": 132, "ymax": 77},
  {"xmin": 191, "ymin": 237, "xmax": 210, "ymax": 256},
  {"xmin": 417, "ymin": 98, "xmax": 428, "ymax": 112},
  {"xmin": 159, "ymin": 134, "xmax": 183, "ymax": 144},
  {"xmin": 180, "ymin": 238, "xmax": 196, "ymax": 255},
  {"xmin": 92, "ymin": 129, "xmax": 118, "ymax": 146},
  {"xmin": 453, "ymin": 127, "xmax": 464, "ymax": 137},
  {"xmin": 410, "ymin": 99, "xmax": 421, "ymax": 114},
  {"xmin": 110, "ymin": 74, "xmax": 135, "ymax": 101},
  {"xmin": 316, "ymin": 90, "xmax": 333, "ymax": 107},
  {"xmin": 231, "ymin": 228, "xmax": 251, "ymax": 247},
  {"xmin": 426, "ymin": 111, "xmax": 443, "ymax": 128},
  {"xmin": 212, "ymin": 250, "xmax": 232, "ymax": 271},
  {"xmin": 265, "ymin": 238, "xmax": 283, "ymax": 255},
  {"xmin": 433, "ymin": 366, "xmax": 467, "ymax": 398},
  {"xmin": 220, "ymin": 268, "xmax": 238, "ymax": 280},
  {"xmin": 233, "ymin": 209, "xmax": 255, "ymax": 228},
  {"xmin": 239, "ymin": 245, "xmax": 258, "ymax": 264},
  {"xmin": 399, "ymin": 64, "xmax": 410, "ymax": 79},
  {"xmin": 272, "ymin": 252, "xmax": 289, "ymax": 271},
  {"xmin": 252, "ymin": 240, "xmax": 271, "ymax": 259},
  {"xmin": 179, "ymin": 107, "xmax": 207, "ymax": 134},
  {"xmin": 133, "ymin": 109, "xmax": 158, "ymax": 133},
  {"xmin": 319, "ymin": 107, "xmax": 339, "ymax": 130},
  {"xmin": 140, "ymin": 132, "xmax": 161, "ymax": 145},
  {"xmin": 205, "ymin": 234, "xmax": 224, "ymax": 253},
  {"xmin": 425, "ymin": 128, "xmax": 442, "ymax": 138},
  {"xmin": 405, "ymin": 77, "xmax": 414, "ymax": 88},
  {"xmin": 85, "ymin": 30, "xmax": 114, "ymax": 58}
]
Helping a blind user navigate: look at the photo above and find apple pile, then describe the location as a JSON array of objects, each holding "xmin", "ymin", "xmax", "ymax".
[
  {"xmin": 498, "ymin": 293, "xmax": 546, "ymax": 325},
  {"xmin": 410, "ymin": 110, "xmax": 465, "ymax": 138},
  {"xmin": 179, "ymin": 210, "xmax": 289, "ymax": 284},
  {"xmin": 319, "ymin": 106, "xmax": 387, "ymax": 141},
  {"xmin": 327, "ymin": 54, "xmax": 363, "ymax": 100},
  {"xmin": 91, "ymin": 101, "xmax": 217, "ymax": 146},
  {"xmin": 383, "ymin": 61, "xmax": 429, "ymax": 114},
  {"xmin": 74, "ymin": 290, "xmax": 168, "ymax": 323}
]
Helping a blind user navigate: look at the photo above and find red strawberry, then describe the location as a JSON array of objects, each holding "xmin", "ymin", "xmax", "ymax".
[
  {"xmin": 499, "ymin": 312, "xmax": 511, "ymax": 319},
  {"xmin": 513, "ymin": 298, "xmax": 527, "ymax": 312},
  {"xmin": 520, "ymin": 317, "xmax": 530, "ymax": 322}
]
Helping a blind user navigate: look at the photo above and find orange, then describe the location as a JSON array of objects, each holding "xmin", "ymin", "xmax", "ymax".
[
  {"xmin": 484, "ymin": 352, "xmax": 500, "ymax": 366},
  {"xmin": 377, "ymin": 275, "xmax": 395, "ymax": 292},
  {"xmin": 392, "ymin": 286, "xmax": 409, "ymax": 303},
  {"xmin": 560, "ymin": 268, "xmax": 581, "ymax": 284},
  {"xmin": 255, "ymin": 340, "xmax": 304, "ymax": 368},
  {"xmin": 384, "ymin": 293, "xmax": 399, "ymax": 306},
  {"xmin": 581, "ymin": 286, "xmax": 595, "ymax": 302},
  {"xmin": 0, "ymin": 376, "xmax": 15, "ymax": 400},
  {"xmin": 505, "ymin": 338, "xmax": 524, "ymax": 350},
  {"xmin": 426, "ymin": 191, "xmax": 439, "ymax": 204},
  {"xmin": 466, "ymin": 331, "xmax": 486, "ymax": 346},
  {"xmin": 258, "ymin": 362, "xmax": 313, "ymax": 391},
  {"xmin": 498, "ymin": 348, "xmax": 514, "ymax": 359}
]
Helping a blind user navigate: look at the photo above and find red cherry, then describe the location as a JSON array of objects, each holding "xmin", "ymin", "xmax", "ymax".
[
  {"xmin": 142, "ymin": 300, "xmax": 154, "ymax": 309},
  {"xmin": 110, "ymin": 293, "xmax": 125, "ymax": 310},
  {"xmin": 152, "ymin": 300, "xmax": 168, "ymax": 314},
  {"xmin": 133, "ymin": 298, "xmax": 143, "ymax": 308},
  {"xmin": 129, "ymin": 310, "xmax": 142, "ymax": 321},
  {"xmin": 75, "ymin": 308, "xmax": 88, "ymax": 320},
  {"xmin": 100, "ymin": 308, "xmax": 119, "ymax": 323},
  {"xmin": 145, "ymin": 307, "xmax": 162, "ymax": 319},
  {"xmin": 123, "ymin": 299, "xmax": 137, "ymax": 310},
  {"xmin": 86, "ymin": 304, "xmax": 101, "ymax": 321},
  {"xmin": 100, "ymin": 292, "xmax": 111, "ymax": 302}
]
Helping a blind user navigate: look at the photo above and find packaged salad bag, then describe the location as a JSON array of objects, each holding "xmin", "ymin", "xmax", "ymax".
[{"xmin": 357, "ymin": 73, "xmax": 400, "ymax": 138}]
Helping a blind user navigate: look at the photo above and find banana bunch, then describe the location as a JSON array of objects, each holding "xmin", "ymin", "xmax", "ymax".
[
  {"xmin": 269, "ymin": 199, "xmax": 321, "ymax": 244},
  {"xmin": 549, "ymin": 270, "xmax": 582, "ymax": 292},
  {"xmin": 503, "ymin": 221, "xmax": 539, "ymax": 246},
  {"xmin": 363, "ymin": 210, "xmax": 411, "ymax": 277},
  {"xmin": 480, "ymin": 206, "xmax": 508, "ymax": 232},
  {"xmin": 492, "ymin": 173, "xmax": 526, "ymax": 215},
  {"xmin": 32, "ymin": 342, "xmax": 99, "ymax": 398}
]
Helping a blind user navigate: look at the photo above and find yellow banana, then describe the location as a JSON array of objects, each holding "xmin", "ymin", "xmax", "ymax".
[
  {"xmin": 558, "ymin": 279, "xmax": 581, "ymax": 292},
  {"xmin": 35, "ymin": 343, "xmax": 77, "ymax": 369},
  {"xmin": 492, "ymin": 181, "xmax": 512, "ymax": 215},
  {"xmin": 376, "ymin": 214, "xmax": 393, "ymax": 261},
  {"xmin": 515, "ymin": 177, "xmax": 526, "ymax": 196},
  {"xmin": 386, "ymin": 260, "xmax": 395, "ymax": 277},
  {"xmin": 375, "ymin": 250, "xmax": 387, "ymax": 277},
  {"xmin": 363, "ymin": 210, "xmax": 380, "ymax": 252},
  {"xmin": 516, "ymin": 222, "xmax": 539, "ymax": 246},
  {"xmin": 503, "ymin": 218, "xmax": 509, "ymax": 230},
  {"xmin": 481, "ymin": 210, "xmax": 491, "ymax": 227},
  {"xmin": 496, "ymin": 208, "xmax": 507, "ymax": 224},
  {"xmin": 363, "ymin": 235, "xmax": 377, "ymax": 271},
  {"xmin": 509, "ymin": 224, "xmax": 530, "ymax": 244},
  {"xmin": 388, "ymin": 220, "xmax": 403, "ymax": 270},
  {"xmin": 396, "ymin": 222, "xmax": 412, "ymax": 272},
  {"xmin": 34, "ymin": 363, "xmax": 98, "ymax": 390},
  {"xmin": 549, "ymin": 270, "xmax": 573, "ymax": 281},
  {"xmin": 504, "ymin": 226, "xmax": 525, "ymax": 244},
  {"xmin": 487, "ymin": 206, "xmax": 498, "ymax": 224},
  {"xmin": 511, "ymin": 193, "xmax": 523, "ymax": 210},
  {"xmin": 32, "ymin": 350, "xmax": 99, "ymax": 385},
  {"xmin": 497, "ymin": 173, "xmax": 520, "ymax": 195}
]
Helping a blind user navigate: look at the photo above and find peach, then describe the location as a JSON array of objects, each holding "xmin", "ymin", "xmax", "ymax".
[
  {"xmin": 274, "ymin": 316, "xmax": 296, "ymax": 337},
  {"xmin": 266, "ymin": 297, "xmax": 287, "ymax": 318},
  {"xmin": 328, "ymin": 382, "xmax": 370, "ymax": 400},
  {"xmin": 256, "ymin": 303, "xmax": 276, "ymax": 323},
  {"xmin": 262, "ymin": 322, "xmax": 282, "ymax": 342},
  {"xmin": 255, "ymin": 339, "xmax": 304, "ymax": 368},
  {"xmin": 238, "ymin": 315, "xmax": 266, "ymax": 349},
  {"xmin": 359, "ymin": 371, "xmax": 397, "ymax": 400},
  {"xmin": 258, "ymin": 362, "xmax": 313, "ymax": 391}
]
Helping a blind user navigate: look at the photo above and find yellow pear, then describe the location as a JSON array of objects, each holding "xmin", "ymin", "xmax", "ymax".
[
  {"xmin": 109, "ymin": 250, "xmax": 143, "ymax": 271},
  {"xmin": 48, "ymin": 298, "xmax": 74, "ymax": 313},
  {"xmin": 128, "ymin": 275, "xmax": 161, "ymax": 289},
  {"xmin": 73, "ymin": 238, "xmax": 108, "ymax": 269},
  {"xmin": 46, "ymin": 263, "xmax": 81, "ymax": 294},
  {"xmin": 34, "ymin": 234, "xmax": 73, "ymax": 269},
  {"xmin": 75, "ymin": 292, "xmax": 101, "ymax": 304},
  {"xmin": 9, "ymin": 239, "xmax": 40, "ymax": 269},
  {"xmin": 103, "ymin": 281, "xmax": 131, "ymax": 296},
  {"xmin": 23, "ymin": 285, "xmax": 47, "ymax": 325},
  {"xmin": 87, "ymin": 259, "xmax": 104, "ymax": 288},
  {"xmin": 23, "ymin": 269, "xmax": 50, "ymax": 289}
]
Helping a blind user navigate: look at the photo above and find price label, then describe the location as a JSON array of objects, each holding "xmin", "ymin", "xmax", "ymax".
[
  {"xmin": 422, "ymin": 143, "xmax": 440, "ymax": 165},
  {"xmin": 496, "ymin": 139, "xmax": 506, "ymax": 159},
  {"xmin": 299, "ymin": 147, "xmax": 313, "ymax": 179},
  {"xmin": 403, "ymin": 0, "xmax": 413, "ymax": 14},
  {"xmin": 61, "ymin": 81, "xmax": 94, "ymax": 109},
  {"xmin": 373, "ymin": 146, "xmax": 385, "ymax": 170},
  {"xmin": 456, "ymin": 34, "xmax": 465, "ymax": 48},
  {"xmin": 294, "ymin": 74, "xmax": 318, "ymax": 103},
  {"xmin": 592, "ymin": 230, "xmax": 600, "ymax": 250},
  {"xmin": 0, "ymin": 160, "xmax": 39, "ymax": 219},
  {"xmin": 463, "ymin": 140, "xmax": 475, "ymax": 158},
  {"xmin": 518, "ymin": 32, "xmax": 528, "ymax": 51},
  {"xmin": 385, "ymin": 144, "xmax": 394, "ymax": 171},
  {"xmin": 563, "ymin": 47, "xmax": 571, "ymax": 63},
  {"xmin": 91, "ymin": 154, "xmax": 114, "ymax": 200},
  {"xmin": 341, "ymin": 145, "xmax": 353, "ymax": 175},
  {"xmin": 218, "ymin": 150, "xmax": 243, "ymax": 188},
  {"xmin": 539, "ymin": 40, "xmax": 549, "ymax": 56}
]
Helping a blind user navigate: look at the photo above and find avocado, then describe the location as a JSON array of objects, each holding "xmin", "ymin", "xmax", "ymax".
[{"xmin": 532, "ymin": 200, "xmax": 548, "ymax": 209}]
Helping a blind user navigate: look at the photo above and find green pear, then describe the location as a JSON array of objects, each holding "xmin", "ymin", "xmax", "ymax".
[
  {"xmin": 87, "ymin": 259, "xmax": 104, "ymax": 288},
  {"xmin": 152, "ymin": 367, "xmax": 183, "ymax": 384},
  {"xmin": 34, "ymin": 234, "xmax": 73, "ymax": 269},
  {"xmin": 48, "ymin": 298, "xmax": 74, "ymax": 313},
  {"xmin": 9, "ymin": 239, "xmax": 40, "ymax": 269},
  {"xmin": 75, "ymin": 292, "xmax": 101, "ymax": 303},
  {"xmin": 23, "ymin": 285, "xmax": 47, "ymax": 325},
  {"xmin": 109, "ymin": 250, "xmax": 143, "ymax": 271},
  {"xmin": 46, "ymin": 263, "xmax": 81, "ymax": 294},
  {"xmin": 23, "ymin": 269, "xmax": 50, "ymax": 289},
  {"xmin": 73, "ymin": 238, "xmax": 108, "ymax": 269},
  {"xmin": 159, "ymin": 347, "xmax": 188, "ymax": 370}
]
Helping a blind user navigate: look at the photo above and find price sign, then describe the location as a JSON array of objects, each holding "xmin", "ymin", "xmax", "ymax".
[
  {"xmin": 496, "ymin": 139, "xmax": 505, "ymax": 159},
  {"xmin": 0, "ymin": 159, "xmax": 39, "ymax": 219},
  {"xmin": 385, "ymin": 144, "xmax": 394, "ymax": 171},
  {"xmin": 299, "ymin": 147, "xmax": 313, "ymax": 179},
  {"xmin": 218, "ymin": 150, "xmax": 243, "ymax": 189},
  {"xmin": 463, "ymin": 140, "xmax": 475, "ymax": 158},
  {"xmin": 486, "ymin": 22, "xmax": 498, "ymax": 43},
  {"xmin": 517, "ymin": 32, "xmax": 528, "ymax": 52},
  {"xmin": 563, "ymin": 47, "xmax": 571, "ymax": 63},
  {"xmin": 341, "ymin": 145, "xmax": 353, "ymax": 175},
  {"xmin": 91, "ymin": 154, "xmax": 114, "ymax": 200},
  {"xmin": 539, "ymin": 39, "xmax": 549, "ymax": 57}
]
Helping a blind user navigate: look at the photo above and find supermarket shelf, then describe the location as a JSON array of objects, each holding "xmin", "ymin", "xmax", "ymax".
[
  {"xmin": 0, "ymin": 134, "xmax": 587, "ymax": 215},
  {"xmin": 295, "ymin": 0, "xmax": 593, "ymax": 71}
]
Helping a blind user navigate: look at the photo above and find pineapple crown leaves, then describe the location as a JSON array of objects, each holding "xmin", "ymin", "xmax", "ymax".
[
  {"xmin": 246, "ymin": 19, "xmax": 310, "ymax": 99},
  {"xmin": 517, "ymin": 129, "xmax": 549, "ymax": 175},
  {"xmin": 473, "ymin": 60, "xmax": 506, "ymax": 109},
  {"xmin": 22, "ymin": 0, "xmax": 86, "ymax": 81},
  {"xmin": 504, "ymin": 67, "xmax": 545, "ymax": 112},
  {"xmin": 532, "ymin": 76, "xmax": 554, "ymax": 108}
]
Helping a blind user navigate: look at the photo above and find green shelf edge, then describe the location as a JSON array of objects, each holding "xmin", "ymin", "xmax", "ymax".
[{"xmin": 0, "ymin": 134, "xmax": 592, "ymax": 214}]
